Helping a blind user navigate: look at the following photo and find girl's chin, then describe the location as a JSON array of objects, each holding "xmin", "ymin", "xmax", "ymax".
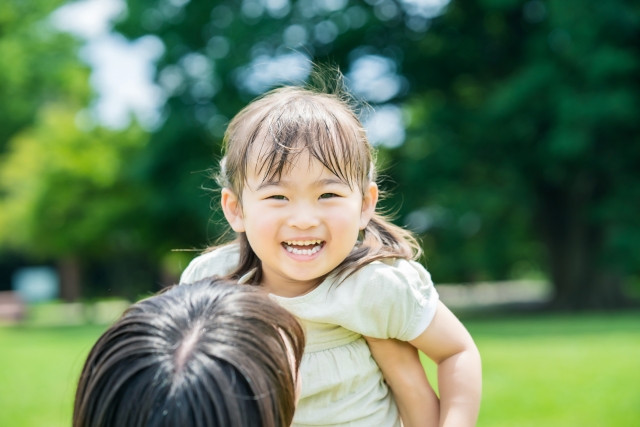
[
  {"xmin": 284, "ymin": 270, "xmax": 324, "ymax": 283},
  {"xmin": 282, "ymin": 265, "xmax": 332, "ymax": 284}
]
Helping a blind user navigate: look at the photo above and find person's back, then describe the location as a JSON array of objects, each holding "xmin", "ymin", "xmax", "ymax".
[{"xmin": 73, "ymin": 278, "xmax": 305, "ymax": 427}]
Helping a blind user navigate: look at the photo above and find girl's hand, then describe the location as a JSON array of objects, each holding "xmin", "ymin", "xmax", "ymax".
[
  {"xmin": 364, "ymin": 336, "xmax": 440, "ymax": 427},
  {"xmin": 409, "ymin": 302, "xmax": 482, "ymax": 427}
]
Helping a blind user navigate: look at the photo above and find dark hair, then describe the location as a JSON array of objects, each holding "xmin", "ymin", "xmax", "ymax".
[
  {"xmin": 211, "ymin": 69, "xmax": 421, "ymax": 285},
  {"xmin": 73, "ymin": 279, "xmax": 305, "ymax": 427}
]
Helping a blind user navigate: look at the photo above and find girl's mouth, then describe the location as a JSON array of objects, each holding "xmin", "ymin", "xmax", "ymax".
[{"xmin": 281, "ymin": 240, "xmax": 325, "ymax": 256}]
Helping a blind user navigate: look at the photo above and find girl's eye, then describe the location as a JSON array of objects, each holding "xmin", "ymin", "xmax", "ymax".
[
  {"xmin": 319, "ymin": 193, "xmax": 338, "ymax": 199},
  {"xmin": 268, "ymin": 195, "xmax": 287, "ymax": 200}
]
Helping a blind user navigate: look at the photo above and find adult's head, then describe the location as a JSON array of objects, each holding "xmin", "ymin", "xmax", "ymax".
[{"xmin": 73, "ymin": 278, "xmax": 305, "ymax": 427}]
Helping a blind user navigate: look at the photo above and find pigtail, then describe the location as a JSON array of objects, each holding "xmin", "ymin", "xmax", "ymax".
[
  {"xmin": 225, "ymin": 233, "xmax": 262, "ymax": 285},
  {"xmin": 205, "ymin": 155, "xmax": 263, "ymax": 284},
  {"xmin": 364, "ymin": 214, "xmax": 421, "ymax": 260},
  {"xmin": 332, "ymin": 213, "xmax": 422, "ymax": 283}
]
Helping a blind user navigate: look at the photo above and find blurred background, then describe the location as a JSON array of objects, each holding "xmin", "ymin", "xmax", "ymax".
[{"xmin": 0, "ymin": 0, "xmax": 639, "ymax": 425}]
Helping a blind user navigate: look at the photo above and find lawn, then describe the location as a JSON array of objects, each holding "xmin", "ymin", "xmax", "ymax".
[
  {"xmin": 0, "ymin": 325, "xmax": 106, "ymax": 427},
  {"xmin": 1, "ymin": 313, "xmax": 639, "ymax": 427}
]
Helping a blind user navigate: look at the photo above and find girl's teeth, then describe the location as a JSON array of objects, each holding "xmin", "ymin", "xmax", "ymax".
[
  {"xmin": 285, "ymin": 245, "xmax": 322, "ymax": 256},
  {"xmin": 285, "ymin": 240, "xmax": 323, "ymax": 246}
]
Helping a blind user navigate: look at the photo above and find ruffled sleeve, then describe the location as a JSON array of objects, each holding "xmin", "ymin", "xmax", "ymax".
[{"xmin": 332, "ymin": 258, "xmax": 439, "ymax": 341}]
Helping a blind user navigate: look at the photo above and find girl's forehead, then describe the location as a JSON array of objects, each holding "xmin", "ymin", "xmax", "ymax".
[
  {"xmin": 247, "ymin": 148, "xmax": 343, "ymax": 183},
  {"xmin": 239, "ymin": 125, "xmax": 367, "ymax": 190}
]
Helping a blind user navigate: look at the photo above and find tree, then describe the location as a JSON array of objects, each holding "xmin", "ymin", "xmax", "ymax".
[
  {"xmin": 0, "ymin": 104, "xmax": 149, "ymax": 300},
  {"xmin": 392, "ymin": 0, "xmax": 640, "ymax": 308},
  {"xmin": 0, "ymin": 0, "xmax": 89, "ymax": 152},
  {"xmin": 112, "ymin": 0, "xmax": 639, "ymax": 309},
  {"xmin": 0, "ymin": 0, "xmax": 163, "ymax": 300},
  {"xmin": 1, "ymin": 0, "xmax": 91, "ymax": 298}
]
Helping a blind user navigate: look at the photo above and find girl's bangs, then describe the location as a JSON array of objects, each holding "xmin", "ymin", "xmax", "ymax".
[{"xmin": 241, "ymin": 96, "xmax": 369, "ymax": 191}]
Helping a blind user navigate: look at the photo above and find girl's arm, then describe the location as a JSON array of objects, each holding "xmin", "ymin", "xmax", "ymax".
[
  {"xmin": 365, "ymin": 336, "xmax": 440, "ymax": 427},
  {"xmin": 409, "ymin": 301, "xmax": 482, "ymax": 427}
]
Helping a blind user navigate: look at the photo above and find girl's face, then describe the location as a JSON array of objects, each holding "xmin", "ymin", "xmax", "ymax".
[{"xmin": 222, "ymin": 150, "xmax": 378, "ymax": 297}]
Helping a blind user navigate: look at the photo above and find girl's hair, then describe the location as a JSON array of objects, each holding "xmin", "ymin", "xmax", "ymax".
[
  {"xmin": 213, "ymin": 69, "xmax": 421, "ymax": 284},
  {"xmin": 73, "ymin": 279, "xmax": 305, "ymax": 427}
]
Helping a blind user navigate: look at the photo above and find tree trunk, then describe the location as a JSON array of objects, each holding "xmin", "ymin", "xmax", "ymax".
[
  {"xmin": 58, "ymin": 256, "xmax": 81, "ymax": 302},
  {"xmin": 535, "ymin": 179, "xmax": 627, "ymax": 310}
]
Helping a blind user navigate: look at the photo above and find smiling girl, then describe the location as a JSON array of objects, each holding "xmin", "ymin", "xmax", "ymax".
[{"xmin": 180, "ymin": 77, "xmax": 481, "ymax": 427}]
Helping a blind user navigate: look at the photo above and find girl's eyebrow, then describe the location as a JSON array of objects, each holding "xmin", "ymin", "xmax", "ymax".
[
  {"xmin": 255, "ymin": 180, "xmax": 287, "ymax": 191},
  {"xmin": 315, "ymin": 178, "xmax": 348, "ymax": 187},
  {"xmin": 255, "ymin": 178, "xmax": 347, "ymax": 191}
]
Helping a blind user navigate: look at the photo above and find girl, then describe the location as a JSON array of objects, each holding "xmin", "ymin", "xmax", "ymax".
[{"xmin": 181, "ymin": 77, "xmax": 481, "ymax": 427}]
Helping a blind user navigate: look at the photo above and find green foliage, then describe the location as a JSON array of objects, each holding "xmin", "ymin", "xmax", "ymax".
[
  {"xmin": 0, "ymin": 105, "xmax": 149, "ymax": 258},
  {"xmin": 110, "ymin": 0, "xmax": 640, "ymax": 306},
  {"xmin": 0, "ymin": 0, "xmax": 153, "ymax": 304},
  {"xmin": 1, "ymin": 0, "xmax": 638, "ymax": 304},
  {"xmin": 0, "ymin": 0, "xmax": 90, "ymax": 151},
  {"xmin": 389, "ymin": 0, "xmax": 640, "ymax": 306},
  {"xmin": 114, "ymin": 0, "xmax": 406, "ymax": 259}
]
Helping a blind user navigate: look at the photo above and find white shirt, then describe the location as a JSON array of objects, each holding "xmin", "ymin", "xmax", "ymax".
[{"xmin": 181, "ymin": 243, "xmax": 439, "ymax": 427}]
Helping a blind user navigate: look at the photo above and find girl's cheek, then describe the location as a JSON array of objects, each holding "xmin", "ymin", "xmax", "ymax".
[
  {"xmin": 252, "ymin": 209, "xmax": 280, "ymax": 224},
  {"xmin": 330, "ymin": 207, "xmax": 361, "ymax": 227}
]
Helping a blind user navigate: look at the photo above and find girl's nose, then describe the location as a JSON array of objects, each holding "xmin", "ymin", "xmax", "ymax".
[{"xmin": 286, "ymin": 204, "xmax": 320, "ymax": 230}]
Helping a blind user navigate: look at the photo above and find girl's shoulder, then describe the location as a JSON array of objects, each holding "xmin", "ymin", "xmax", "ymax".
[
  {"xmin": 316, "ymin": 258, "xmax": 439, "ymax": 341},
  {"xmin": 179, "ymin": 243, "xmax": 240, "ymax": 284},
  {"xmin": 344, "ymin": 257, "xmax": 434, "ymax": 295}
]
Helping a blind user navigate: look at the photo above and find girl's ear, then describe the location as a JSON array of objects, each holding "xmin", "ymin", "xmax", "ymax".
[
  {"xmin": 360, "ymin": 182, "xmax": 379, "ymax": 229},
  {"xmin": 221, "ymin": 188, "xmax": 245, "ymax": 232}
]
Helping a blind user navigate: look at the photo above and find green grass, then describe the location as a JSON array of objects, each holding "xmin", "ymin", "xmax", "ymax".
[
  {"xmin": 1, "ymin": 313, "xmax": 639, "ymax": 427},
  {"xmin": 422, "ymin": 312, "xmax": 640, "ymax": 427},
  {"xmin": 0, "ymin": 325, "xmax": 107, "ymax": 427}
]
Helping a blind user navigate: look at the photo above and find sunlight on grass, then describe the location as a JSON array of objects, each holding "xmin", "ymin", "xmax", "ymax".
[
  {"xmin": 1, "ymin": 313, "xmax": 639, "ymax": 427},
  {"xmin": 422, "ymin": 313, "xmax": 640, "ymax": 427},
  {"xmin": 0, "ymin": 325, "xmax": 107, "ymax": 427}
]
